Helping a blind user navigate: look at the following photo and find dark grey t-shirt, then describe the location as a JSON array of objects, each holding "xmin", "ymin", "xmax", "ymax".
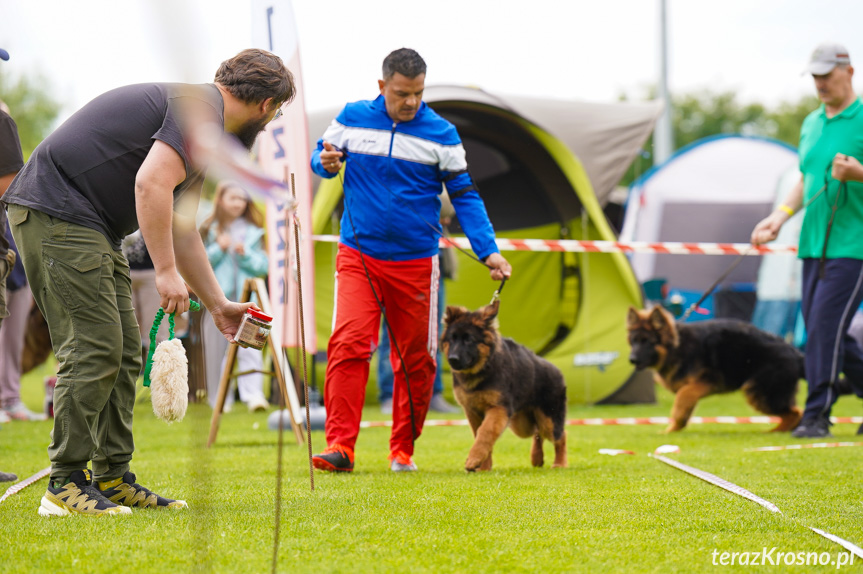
[
  {"xmin": 2, "ymin": 83, "xmax": 224, "ymax": 249},
  {"xmin": 0, "ymin": 110, "xmax": 24, "ymax": 258}
]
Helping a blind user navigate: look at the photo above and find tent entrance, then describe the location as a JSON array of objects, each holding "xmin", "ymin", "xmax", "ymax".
[
  {"xmin": 430, "ymin": 102, "xmax": 585, "ymax": 231},
  {"xmin": 426, "ymin": 102, "xmax": 593, "ymax": 355}
]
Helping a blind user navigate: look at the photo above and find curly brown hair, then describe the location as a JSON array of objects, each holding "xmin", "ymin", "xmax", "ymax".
[{"xmin": 214, "ymin": 49, "xmax": 296, "ymax": 107}]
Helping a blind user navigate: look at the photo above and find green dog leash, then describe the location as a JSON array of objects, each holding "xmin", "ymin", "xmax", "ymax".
[{"xmin": 143, "ymin": 300, "xmax": 201, "ymax": 387}]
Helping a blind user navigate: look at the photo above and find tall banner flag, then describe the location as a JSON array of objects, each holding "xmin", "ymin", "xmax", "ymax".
[{"xmin": 251, "ymin": 0, "xmax": 316, "ymax": 351}]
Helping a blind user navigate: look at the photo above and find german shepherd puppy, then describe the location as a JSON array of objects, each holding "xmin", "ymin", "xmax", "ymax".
[
  {"xmin": 627, "ymin": 306, "xmax": 802, "ymax": 433},
  {"xmin": 441, "ymin": 301, "xmax": 567, "ymax": 471}
]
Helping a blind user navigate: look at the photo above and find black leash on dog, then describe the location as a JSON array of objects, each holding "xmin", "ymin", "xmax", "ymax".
[
  {"xmin": 491, "ymin": 277, "xmax": 507, "ymax": 304},
  {"xmin": 818, "ymin": 162, "xmax": 847, "ymax": 279},
  {"xmin": 334, "ymin": 155, "xmax": 418, "ymax": 446},
  {"xmin": 679, "ymin": 248, "xmax": 752, "ymax": 322}
]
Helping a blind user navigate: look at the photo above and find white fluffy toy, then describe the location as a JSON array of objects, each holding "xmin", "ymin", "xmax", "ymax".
[{"xmin": 143, "ymin": 301, "xmax": 201, "ymax": 423}]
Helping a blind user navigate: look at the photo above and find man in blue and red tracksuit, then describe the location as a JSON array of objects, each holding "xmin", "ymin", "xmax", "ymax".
[{"xmin": 310, "ymin": 48, "xmax": 512, "ymax": 472}]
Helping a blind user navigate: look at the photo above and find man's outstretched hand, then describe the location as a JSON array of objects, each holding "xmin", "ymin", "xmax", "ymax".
[{"xmin": 210, "ymin": 300, "xmax": 258, "ymax": 341}]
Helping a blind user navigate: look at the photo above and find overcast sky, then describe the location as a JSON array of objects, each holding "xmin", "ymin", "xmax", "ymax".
[{"xmin": 1, "ymin": 0, "xmax": 861, "ymax": 125}]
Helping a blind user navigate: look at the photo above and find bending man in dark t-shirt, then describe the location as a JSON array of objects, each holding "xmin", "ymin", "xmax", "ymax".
[{"xmin": 1, "ymin": 49, "xmax": 296, "ymax": 517}]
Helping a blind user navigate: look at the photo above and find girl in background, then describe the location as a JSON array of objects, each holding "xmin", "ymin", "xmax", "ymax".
[{"xmin": 200, "ymin": 181, "xmax": 270, "ymax": 412}]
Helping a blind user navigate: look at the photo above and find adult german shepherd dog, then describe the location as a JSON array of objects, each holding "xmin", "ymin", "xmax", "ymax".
[
  {"xmin": 627, "ymin": 306, "xmax": 803, "ymax": 433},
  {"xmin": 441, "ymin": 301, "xmax": 567, "ymax": 471}
]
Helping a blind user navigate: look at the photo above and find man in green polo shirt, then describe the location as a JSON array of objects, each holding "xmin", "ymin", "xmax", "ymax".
[{"xmin": 752, "ymin": 42, "xmax": 863, "ymax": 438}]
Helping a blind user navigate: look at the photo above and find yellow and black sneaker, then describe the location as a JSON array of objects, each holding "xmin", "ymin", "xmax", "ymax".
[
  {"xmin": 97, "ymin": 472, "xmax": 188, "ymax": 509},
  {"xmin": 38, "ymin": 469, "xmax": 132, "ymax": 517}
]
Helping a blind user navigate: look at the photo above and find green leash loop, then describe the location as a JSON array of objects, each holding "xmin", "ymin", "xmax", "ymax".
[{"xmin": 143, "ymin": 300, "xmax": 201, "ymax": 387}]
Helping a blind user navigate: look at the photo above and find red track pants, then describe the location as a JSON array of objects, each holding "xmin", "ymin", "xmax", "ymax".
[{"xmin": 324, "ymin": 244, "xmax": 439, "ymax": 456}]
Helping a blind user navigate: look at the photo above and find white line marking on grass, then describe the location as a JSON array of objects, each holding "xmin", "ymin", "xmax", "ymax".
[
  {"xmin": 809, "ymin": 527, "xmax": 863, "ymax": 560},
  {"xmin": 745, "ymin": 442, "xmax": 863, "ymax": 452},
  {"xmin": 650, "ymin": 454, "xmax": 782, "ymax": 513},
  {"xmin": 650, "ymin": 454, "xmax": 863, "ymax": 559}
]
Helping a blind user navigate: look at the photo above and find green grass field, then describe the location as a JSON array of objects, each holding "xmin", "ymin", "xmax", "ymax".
[{"xmin": 2, "ymin": 360, "xmax": 861, "ymax": 573}]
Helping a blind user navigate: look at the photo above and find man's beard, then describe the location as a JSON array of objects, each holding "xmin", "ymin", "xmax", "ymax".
[{"xmin": 234, "ymin": 116, "xmax": 270, "ymax": 150}]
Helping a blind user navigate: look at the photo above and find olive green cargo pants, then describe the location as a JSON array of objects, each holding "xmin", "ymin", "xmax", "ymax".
[{"xmin": 8, "ymin": 205, "xmax": 141, "ymax": 483}]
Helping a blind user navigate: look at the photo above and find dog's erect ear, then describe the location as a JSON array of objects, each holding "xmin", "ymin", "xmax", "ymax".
[
  {"xmin": 444, "ymin": 305, "xmax": 469, "ymax": 326},
  {"xmin": 627, "ymin": 306, "xmax": 641, "ymax": 328},
  {"xmin": 481, "ymin": 299, "xmax": 500, "ymax": 323},
  {"xmin": 649, "ymin": 306, "xmax": 679, "ymax": 346},
  {"xmin": 649, "ymin": 306, "xmax": 670, "ymax": 331}
]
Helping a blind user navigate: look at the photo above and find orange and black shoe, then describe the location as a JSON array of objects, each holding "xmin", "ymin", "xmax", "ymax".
[{"xmin": 312, "ymin": 444, "xmax": 354, "ymax": 472}]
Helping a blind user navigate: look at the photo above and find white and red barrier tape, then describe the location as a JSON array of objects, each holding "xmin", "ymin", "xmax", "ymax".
[
  {"xmin": 650, "ymin": 454, "xmax": 863, "ymax": 559},
  {"xmin": 567, "ymin": 416, "xmax": 862, "ymax": 426},
  {"xmin": 312, "ymin": 235, "xmax": 797, "ymax": 256},
  {"xmin": 359, "ymin": 415, "xmax": 862, "ymax": 429},
  {"xmin": 0, "ymin": 466, "xmax": 50, "ymax": 504}
]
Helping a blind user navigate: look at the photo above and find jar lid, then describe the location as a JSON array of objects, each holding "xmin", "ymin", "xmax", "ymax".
[{"xmin": 248, "ymin": 308, "xmax": 273, "ymax": 322}]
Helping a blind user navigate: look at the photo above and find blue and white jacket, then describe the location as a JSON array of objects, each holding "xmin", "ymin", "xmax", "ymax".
[{"xmin": 310, "ymin": 95, "xmax": 499, "ymax": 262}]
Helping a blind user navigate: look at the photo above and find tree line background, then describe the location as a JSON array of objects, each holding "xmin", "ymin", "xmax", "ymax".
[
  {"xmin": 619, "ymin": 89, "xmax": 819, "ymax": 187},
  {"xmin": 0, "ymin": 72, "xmax": 59, "ymax": 160}
]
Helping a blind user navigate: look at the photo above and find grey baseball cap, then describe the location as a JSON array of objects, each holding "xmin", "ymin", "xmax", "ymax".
[{"xmin": 806, "ymin": 43, "xmax": 851, "ymax": 75}]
